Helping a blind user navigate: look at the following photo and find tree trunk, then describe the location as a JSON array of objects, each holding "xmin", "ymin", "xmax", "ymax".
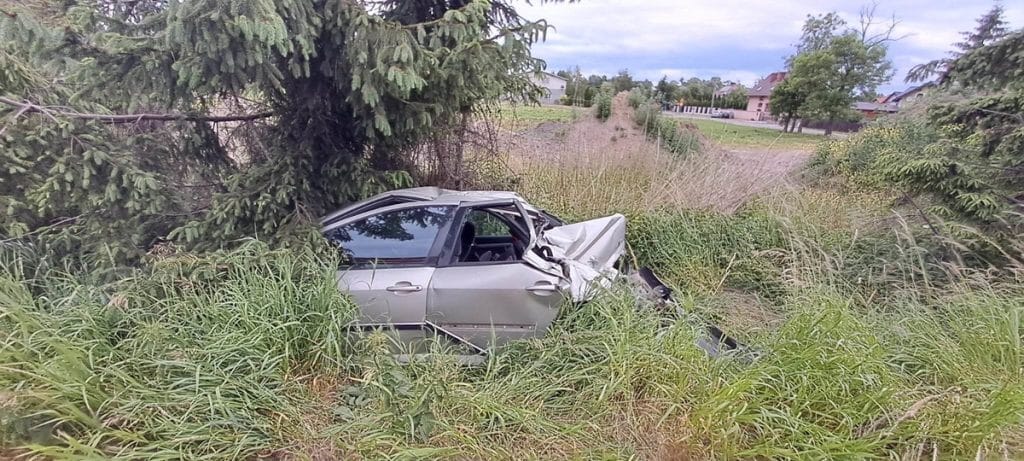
[
  {"xmin": 825, "ymin": 116, "xmax": 834, "ymax": 136},
  {"xmin": 796, "ymin": 119, "xmax": 804, "ymax": 133}
]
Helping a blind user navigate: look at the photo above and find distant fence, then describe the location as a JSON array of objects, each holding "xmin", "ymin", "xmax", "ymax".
[
  {"xmin": 800, "ymin": 120, "xmax": 863, "ymax": 133},
  {"xmin": 668, "ymin": 106, "xmax": 775, "ymax": 122}
]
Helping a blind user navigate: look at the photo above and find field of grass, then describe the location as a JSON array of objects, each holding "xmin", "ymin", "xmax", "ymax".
[
  {"xmin": 3, "ymin": 194, "xmax": 1022, "ymax": 459},
  {"xmin": 684, "ymin": 117, "xmax": 823, "ymax": 151},
  {"xmin": 3, "ymin": 102, "xmax": 1023, "ymax": 459},
  {"xmin": 493, "ymin": 104, "xmax": 581, "ymax": 132}
]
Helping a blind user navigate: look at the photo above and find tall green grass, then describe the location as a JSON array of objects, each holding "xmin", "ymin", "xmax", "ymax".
[
  {"xmin": 1, "ymin": 242, "xmax": 355, "ymax": 458},
  {"xmin": 2, "ymin": 212, "xmax": 1023, "ymax": 458}
]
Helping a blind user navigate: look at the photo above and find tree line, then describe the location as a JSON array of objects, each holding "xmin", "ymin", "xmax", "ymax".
[{"xmin": 556, "ymin": 69, "xmax": 747, "ymax": 110}]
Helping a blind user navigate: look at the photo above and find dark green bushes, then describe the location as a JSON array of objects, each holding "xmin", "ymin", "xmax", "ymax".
[
  {"xmin": 593, "ymin": 83, "xmax": 614, "ymax": 121},
  {"xmin": 812, "ymin": 117, "xmax": 1023, "ymax": 266}
]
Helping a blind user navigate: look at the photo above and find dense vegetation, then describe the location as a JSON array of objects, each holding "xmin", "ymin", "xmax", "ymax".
[
  {"xmin": 4, "ymin": 174, "xmax": 1023, "ymax": 458},
  {"xmin": 812, "ymin": 7, "xmax": 1024, "ymax": 265},
  {"xmin": 2, "ymin": 1, "xmax": 1024, "ymax": 459},
  {"xmin": 0, "ymin": 0, "xmax": 554, "ymax": 265},
  {"xmin": 629, "ymin": 90, "xmax": 702, "ymax": 156}
]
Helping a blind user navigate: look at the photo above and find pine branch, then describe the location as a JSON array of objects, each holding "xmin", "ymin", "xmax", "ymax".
[{"xmin": 0, "ymin": 97, "xmax": 275, "ymax": 124}]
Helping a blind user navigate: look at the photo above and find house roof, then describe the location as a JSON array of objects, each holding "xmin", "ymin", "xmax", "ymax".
[
  {"xmin": 889, "ymin": 82, "xmax": 935, "ymax": 103},
  {"xmin": 714, "ymin": 84, "xmax": 741, "ymax": 96},
  {"xmin": 534, "ymin": 71, "xmax": 567, "ymax": 84},
  {"xmin": 747, "ymin": 72, "xmax": 787, "ymax": 97},
  {"xmin": 877, "ymin": 91, "xmax": 899, "ymax": 104}
]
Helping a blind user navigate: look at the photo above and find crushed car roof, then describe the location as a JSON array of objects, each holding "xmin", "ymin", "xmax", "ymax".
[{"xmin": 320, "ymin": 187, "xmax": 542, "ymax": 225}]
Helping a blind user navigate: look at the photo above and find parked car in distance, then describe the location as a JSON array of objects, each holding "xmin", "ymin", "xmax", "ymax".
[{"xmin": 710, "ymin": 110, "xmax": 734, "ymax": 119}]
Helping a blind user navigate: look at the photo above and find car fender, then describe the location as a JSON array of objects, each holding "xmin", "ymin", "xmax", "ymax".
[{"xmin": 526, "ymin": 214, "xmax": 627, "ymax": 302}]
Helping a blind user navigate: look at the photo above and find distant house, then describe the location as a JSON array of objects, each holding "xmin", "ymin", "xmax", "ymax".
[
  {"xmin": 745, "ymin": 72, "xmax": 787, "ymax": 118},
  {"xmin": 883, "ymin": 82, "xmax": 935, "ymax": 109},
  {"xmin": 529, "ymin": 72, "xmax": 568, "ymax": 104}
]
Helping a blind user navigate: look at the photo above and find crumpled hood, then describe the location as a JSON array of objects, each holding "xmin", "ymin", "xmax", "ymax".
[{"xmin": 524, "ymin": 214, "xmax": 627, "ymax": 302}]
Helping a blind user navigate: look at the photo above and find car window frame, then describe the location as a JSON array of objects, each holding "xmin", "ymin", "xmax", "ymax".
[
  {"xmin": 323, "ymin": 202, "xmax": 458, "ymax": 269},
  {"xmin": 436, "ymin": 199, "xmax": 534, "ymax": 268}
]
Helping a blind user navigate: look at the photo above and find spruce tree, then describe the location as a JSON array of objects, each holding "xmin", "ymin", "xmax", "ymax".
[
  {"xmin": 0, "ymin": 0, "xmax": 560, "ymax": 264},
  {"xmin": 884, "ymin": 20, "xmax": 1023, "ymax": 259},
  {"xmin": 906, "ymin": 5, "xmax": 1009, "ymax": 83}
]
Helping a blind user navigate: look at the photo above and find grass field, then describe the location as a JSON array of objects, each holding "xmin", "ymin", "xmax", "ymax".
[
  {"xmin": 684, "ymin": 117, "xmax": 823, "ymax": 150},
  {"xmin": 2, "ymin": 100, "xmax": 1023, "ymax": 459},
  {"xmin": 494, "ymin": 104, "xmax": 581, "ymax": 132}
]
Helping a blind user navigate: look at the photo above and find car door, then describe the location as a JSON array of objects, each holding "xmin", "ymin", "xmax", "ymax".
[
  {"xmin": 324, "ymin": 204, "xmax": 456, "ymax": 339},
  {"xmin": 426, "ymin": 202, "xmax": 568, "ymax": 350}
]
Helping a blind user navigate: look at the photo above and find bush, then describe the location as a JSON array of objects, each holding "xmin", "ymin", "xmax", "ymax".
[
  {"xmin": 811, "ymin": 117, "xmax": 1024, "ymax": 267},
  {"xmin": 627, "ymin": 88, "xmax": 647, "ymax": 109},
  {"xmin": 811, "ymin": 118, "xmax": 939, "ymax": 187},
  {"xmin": 633, "ymin": 100, "xmax": 702, "ymax": 156},
  {"xmin": 594, "ymin": 86, "xmax": 614, "ymax": 121}
]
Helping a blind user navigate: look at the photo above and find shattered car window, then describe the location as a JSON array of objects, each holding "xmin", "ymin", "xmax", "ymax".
[{"xmin": 326, "ymin": 206, "xmax": 454, "ymax": 264}]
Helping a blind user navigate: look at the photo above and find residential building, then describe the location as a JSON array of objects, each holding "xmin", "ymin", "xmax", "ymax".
[
  {"xmin": 745, "ymin": 71, "xmax": 787, "ymax": 118},
  {"xmin": 529, "ymin": 72, "xmax": 568, "ymax": 104},
  {"xmin": 884, "ymin": 82, "xmax": 935, "ymax": 109}
]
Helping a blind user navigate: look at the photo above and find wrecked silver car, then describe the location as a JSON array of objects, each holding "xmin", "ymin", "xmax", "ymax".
[{"xmin": 321, "ymin": 187, "xmax": 738, "ymax": 356}]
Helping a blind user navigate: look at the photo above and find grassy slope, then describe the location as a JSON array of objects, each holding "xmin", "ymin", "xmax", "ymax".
[
  {"xmin": 495, "ymin": 104, "xmax": 581, "ymax": 132},
  {"xmin": 685, "ymin": 117, "xmax": 822, "ymax": 151},
  {"xmin": 2, "ymin": 104, "xmax": 1023, "ymax": 459}
]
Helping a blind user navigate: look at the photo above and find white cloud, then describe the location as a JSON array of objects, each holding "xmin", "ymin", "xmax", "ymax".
[
  {"xmin": 523, "ymin": 0, "xmax": 810, "ymax": 57},
  {"xmin": 519, "ymin": 0, "xmax": 1024, "ymax": 91}
]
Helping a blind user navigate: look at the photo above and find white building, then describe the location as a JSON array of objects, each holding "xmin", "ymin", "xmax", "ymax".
[{"xmin": 529, "ymin": 72, "xmax": 568, "ymax": 104}]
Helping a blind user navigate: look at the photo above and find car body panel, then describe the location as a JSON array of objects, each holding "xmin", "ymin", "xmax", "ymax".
[
  {"xmin": 526, "ymin": 214, "xmax": 627, "ymax": 301},
  {"xmin": 427, "ymin": 263, "xmax": 565, "ymax": 349},
  {"xmin": 338, "ymin": 266, "xmax": 435, "ymax": 324}
]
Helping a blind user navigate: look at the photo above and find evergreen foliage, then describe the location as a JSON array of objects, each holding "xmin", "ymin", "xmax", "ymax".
[
  {"xmin": 0, "ymin": 0, "xmax": 557, "ymax": 264},
  {"xmin": 905, "ymin": 5, "xmax": 1009, "ymax": 83},
  {"xmin": 892, "ymin": 27, "xmax": 1024, "ymax": 247},
  {"xmin": 813, "ymin": 11, "xmax": 1024, "ymax": 262}
]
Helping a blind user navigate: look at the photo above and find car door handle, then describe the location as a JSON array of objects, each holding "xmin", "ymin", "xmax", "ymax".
[
  {"xmin": 526, "ymin": 282, "xmax": 559, "ymax": 295},
  {"xmin": 386, "ymin": 283, "xmax": 422, "ymax": 293}
]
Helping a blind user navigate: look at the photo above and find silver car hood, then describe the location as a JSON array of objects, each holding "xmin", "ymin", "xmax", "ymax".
[{"xmin": 524, "ymin": 214, "xmax": 627, "ymax": 302}]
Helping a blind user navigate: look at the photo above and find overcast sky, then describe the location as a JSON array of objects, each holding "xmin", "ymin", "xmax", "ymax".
[{"xmin": 518, "ymin": 0, "xmax": 1024, "ymax": 93}]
